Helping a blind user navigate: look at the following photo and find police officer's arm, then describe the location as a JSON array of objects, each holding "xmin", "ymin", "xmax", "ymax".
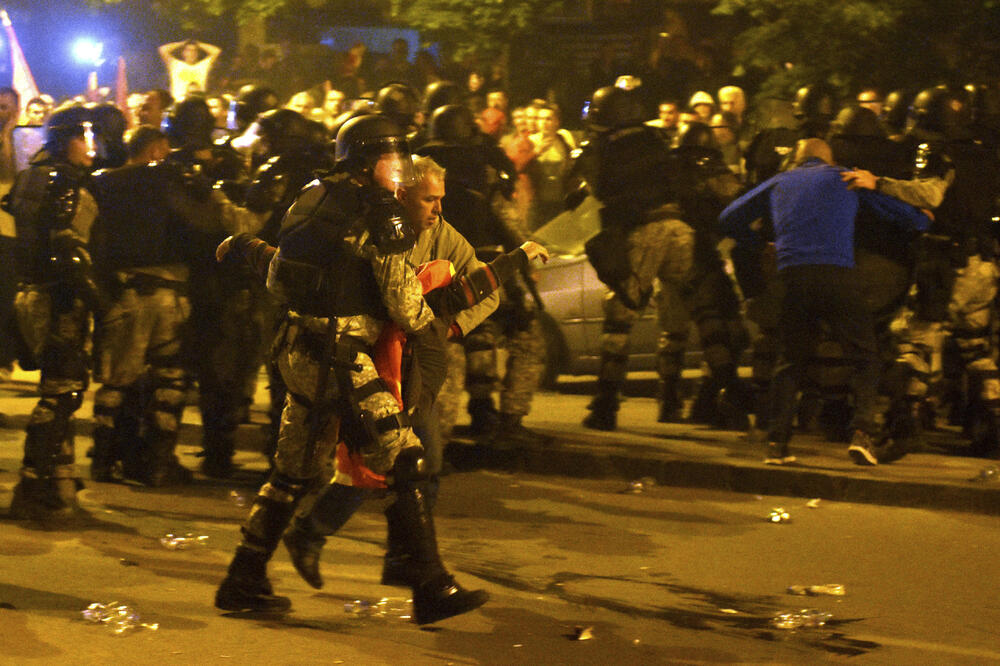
[
  {"xmin": 217, "ymin": 232, "xmax": 275, "ymax": 281},
  {"xmin": 370, "ymin": 250, "xmax": 436, "ymax": 334},
  {"xmin": 842, "ymin": 168, "xmax": 953, "ymax": 210},
  {"xmin": 210, "ymin": 188, "xmax": 269, "ymax": 236}
]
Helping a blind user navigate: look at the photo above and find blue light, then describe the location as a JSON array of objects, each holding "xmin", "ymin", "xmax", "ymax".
[{"xmin": 72, "ymin": 39, "xmax": 104, "ymax": 66}]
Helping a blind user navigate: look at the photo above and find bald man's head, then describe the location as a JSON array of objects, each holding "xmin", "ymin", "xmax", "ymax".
[{"xmin": 793, "ymin": 137, "xmax": 833, "ymax": 166}]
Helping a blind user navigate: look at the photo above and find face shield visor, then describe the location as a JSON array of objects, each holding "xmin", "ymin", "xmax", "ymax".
[{"xmin": 366, "ymin": 136, "xmax": 416, "ymax": 189}]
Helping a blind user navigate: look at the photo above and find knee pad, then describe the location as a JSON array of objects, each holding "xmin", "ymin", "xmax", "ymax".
[{"xmin": 390, "ymin": 446, "xmax": 429, "ymax": 489}]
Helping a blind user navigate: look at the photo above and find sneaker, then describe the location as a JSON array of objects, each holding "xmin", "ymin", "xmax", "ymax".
[
  {"xmin": 848, "ymin": 430, "xmax": 879, "ymax": 466},
  {"xmin": 764, "ymin": 441, "xmax": 796, "ymax": 465}
]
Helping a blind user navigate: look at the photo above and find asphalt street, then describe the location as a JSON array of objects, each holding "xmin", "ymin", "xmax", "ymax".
[{"xmin": 2, "ymin": 368, "xmax": 1000, "ymax": 664}]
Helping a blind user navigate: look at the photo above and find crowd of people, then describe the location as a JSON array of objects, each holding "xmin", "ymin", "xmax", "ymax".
[{"xmin": 1, "ymin": 30, "xmax": 999, "ymax": 623}]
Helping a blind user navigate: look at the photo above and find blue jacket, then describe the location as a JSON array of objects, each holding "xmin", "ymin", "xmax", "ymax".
[{"xmin": 719, "ymin": 158, "xmax": 931, "ymax": 270}]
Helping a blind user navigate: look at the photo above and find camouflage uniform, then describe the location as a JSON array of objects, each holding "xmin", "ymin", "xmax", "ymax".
[
  {"xmin": 596, "ymin": 209, "xmax": 695, "ymax": 389},
  {"xmin": 91, "ymin": 272, "xmax": 190, "ymax": 484},
  {"xmin": 462, "ymin": 278, "xmax": 546, "ymax": 426},
  {"xmin": 88, "ymin": 159, "xmax": 262, "ymax": 485},
  {"xmin": 8, "ymin": 164, "xmax": 98, "ymax": 519}
]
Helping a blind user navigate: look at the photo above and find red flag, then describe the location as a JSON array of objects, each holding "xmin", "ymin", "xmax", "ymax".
[
  {"xmin": 115, "ymin": 56, "xmax": 131, "ymax": 125},
  {"xmin": 85, "ymin": 71, "xmax": 99, "ymax": 103},
  {"xmin": 1, "ymin": 9, "xmax": 40, "ymax": 117}
]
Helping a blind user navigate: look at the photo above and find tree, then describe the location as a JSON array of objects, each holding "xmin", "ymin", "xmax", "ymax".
[
  {"xmin": 713, "ymin": 0, "xmax": 1000, "ymax": 97},
  {"xmin": 87, "ymin": 0, "xmax": 373, "ymax": 28},
  {"xmin": 88, "ymin": 0, "xmax": 564, "ymax": 60},
  {"xmin": 389, "ymin": 0, "xmax": 565, "ymax": 62}
]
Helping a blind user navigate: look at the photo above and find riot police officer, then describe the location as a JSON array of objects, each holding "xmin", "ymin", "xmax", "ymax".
[
  {"xmin": 847, "ymin": 87, "xmax": 1000, "ymax": 461},
  {"xmin": 225, "ymin": 107, "xmax": 334, "ymax": 475},
  {"xmin": 570, "ymin": 85, "xmax": 695, "ymax": 431},
  {"xmin": 663, "ymin": 121, "xmax": 751, "ymax": 427},
  {"xmin": 214, "ymin": 114, "xmax": 488, "ymax": 624},
  {"xmin": 88, "ymin": 130, "xmax": 249, "ymax": 485},
  {"xmin": 162, "ymin": 97, "xmax": 259, "ymax": 478},
  {"xmin": 4, "ymin": 105, "xmax": 101, "ymax": 519},
  {"xmin": 744, "ymin": 83, "xmax": 838, "ymax": 187}
]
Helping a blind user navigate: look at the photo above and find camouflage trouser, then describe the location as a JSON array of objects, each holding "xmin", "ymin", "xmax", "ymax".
[
  {"xmin": 892, "ymin": 254, "xmax": 1000, "ymax": 410},
  {"xmin": 272, "ymin": 322, "xmax": 421, "ymax": 478},
  {"xmin": 600, "ymin": 217, "xmax": 747, "ymax": 385},
  {"xmin": 243, "ymin": 321, "xmax": 422, "ymax": 553},
  {"xmin": 194, "ymin": 282, "xmax": 267, "ymax": 463},
  {"xmin": 92, "ymin": 284, "xmax": 190, "ymax": 474},
  {"xmin": 463, "ymin": 292, "xmax": 545, "ymax": 419},
  {"xmin": 436, "ymin": 341, "xmax": 468, "ymax": 440},
  {"xmin": 14, "ymin": 285, "xmax": 90, "ymax": 482}
]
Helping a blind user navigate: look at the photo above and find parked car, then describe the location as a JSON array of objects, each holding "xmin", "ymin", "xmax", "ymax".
[{"xmin": 529, "ymin": 197, "xmax": 661, "ymax": 386}]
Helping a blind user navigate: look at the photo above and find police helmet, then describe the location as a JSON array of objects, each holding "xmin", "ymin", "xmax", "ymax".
[
  {"xmin": 163, "ymin": 97, "xmax": 215, "ymax": 149},
  {"xmin": 230, "ymin": 85, "xmax": 279, "ymax": 131},
  {"xmin": 44, "ymin": 104, "xmax": 93, "ymax": 157},
  {"xmin": 334, "ymin": 113, "xmax": 414, "ymax": 184},
  {"xmin": 909, "ymin": 86, "xmax": 966, "ymax": 135},
  {"xmin": 675, "ymin": 120, "xmax": 719, "ymax": 150},
  {"xmin": 882, "ymin": 89, "xmax": 911, "ymax": 134},
  {"xmin": 376, "ymin": 82, "xmax": 420, "ymax": 129},
  {"xmin": 793, "ymin": 84, "xmax": 838, "ymax": 121},
  {"xmin": 583, "ymin": 85, "xmax": 644, "ymax": 133},
  {"xmin": 428, "ymin": 104, "xmax": 476, "ymax": 143},
  {"xmin": 256, "ymin": 108, "xmax": 314, "ymax": 154},
  {"xmin": 830, "ymin": 105, "xmax": 886, "ymax": 138},
  {"xmin": 422, "ymin": 80, "xmax": 462, "ymax": 116},
  {"xmin": 88, "ymin": 102, "xmax": 128, "ymax": 168}
]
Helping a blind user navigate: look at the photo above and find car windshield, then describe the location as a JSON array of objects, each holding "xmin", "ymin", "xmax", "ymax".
[{"xmin": 530, "ymin": 195, "xmax": 601, "ymax": 257}]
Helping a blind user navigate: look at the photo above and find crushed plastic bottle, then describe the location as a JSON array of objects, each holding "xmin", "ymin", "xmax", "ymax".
[
  {"xmin": 344, "ymin": 599, "xmax": 372, "ymax": 617},
  {"xmin": 81, "ymin": 601, "xmax": 159, "ymax": 635},
  {"xmin": 973, "ymin": 465, "xmax": 999, "ymax": 482},
  {"xmin": 344, "ymin": 597, "xmax": 412, "ymax": 621},
  {"xmin": 624, "ymin": 480, "xmax": 645, "ymax": 494},
  {"xmin": 159, "ymin": 533, "xmax": 209, "ymax": 550},
  {"xmin": 767, "ymin": 507, "xmax": 791, "ymax": 523},
  {"xmin": 770, "ymin": 608, "xmax": 832, "ymax": 630},
  {"xmin": 787, "ymin": 584, "xmax": 845, "ymax": 597}
]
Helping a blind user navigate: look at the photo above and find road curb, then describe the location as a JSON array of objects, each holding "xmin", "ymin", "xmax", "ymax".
[{"xmin": 443, "ymin": 437, "xmax": 1000, "ymax": 516}]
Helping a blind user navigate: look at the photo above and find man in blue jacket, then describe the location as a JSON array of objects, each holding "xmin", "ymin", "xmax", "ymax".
[{"xmin": 720, "ymin": 138, "xmax": 931, "ymax": 466}]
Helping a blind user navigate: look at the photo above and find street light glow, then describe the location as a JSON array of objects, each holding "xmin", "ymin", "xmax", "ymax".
[{"xmin": 72, "ymin": 38, "xmax": 104, "ymax": 66}]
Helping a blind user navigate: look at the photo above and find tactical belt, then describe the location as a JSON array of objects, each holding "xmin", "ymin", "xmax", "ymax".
[{"xmin": 121, "ymin": 272, "xmax": 188, "ymax": 295}]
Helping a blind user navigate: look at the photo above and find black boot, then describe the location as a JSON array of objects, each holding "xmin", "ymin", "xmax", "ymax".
[
  {"xmin": 89, "ymin": 425, "xmax": 118, "ymax": 482},
  {"xmin": 467, "ymin": 398, "xmax": 500, "ymax": 436},
  {"xmin": 583, "ymin": 380, "xmax": 620, "ymax": 431},
  {"xmin": 689, "ymin": 379, "xmax": 721, "ymax": 425},
  {"xmin": 385, "ymin": 480, "xmax": 488, "ymax": 624},
  {"xmin": 215, "ymin": 546, "xmax": 291, "ymax": 612},
  {"xmin": 283, "ymin": 483, "xmax": 369, "ymax": 589},
  {"xmin": 491, "ymin": 412, "xmax": 553, "ymax": 447},
  {"xmin": 968, "ymin": 403, "xmax": 1000, "ymax": 459},
  {"xmin": 381, "ymin": 515, "xmax": 415, "ymax": 587},
  {"xmin": 657, "ymin": 377, "xmax": 684, "ymax": 423},
  {"xmin": 144, "ymin": 432, "xmax": 193, "ymax": 488},
  {"xmin": 282, "ymin": 520, "xmax": 325, "ymax": 589},
  {"xmin": 201, "ymin": 431, "xmax": 237, "ymax": 479},
  {"xmin": 9, "ymin": 476, "xmax": 79, "ymax": 520}
]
